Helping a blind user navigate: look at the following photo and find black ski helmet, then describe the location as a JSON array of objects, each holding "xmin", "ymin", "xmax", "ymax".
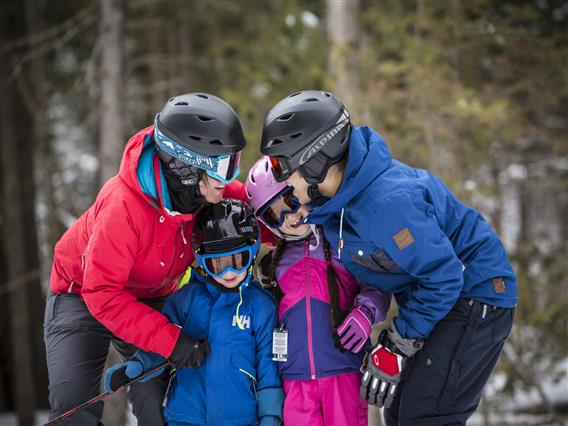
[
  {"xmin": 260, "ymin": 90, "xmax": 351, "ymax": 185},
  {"xmin": 192, "ymin": 199, "xmax": 260, "ymax": 255},
  {"xmin": 155, "ymin": 92, "xmax": 246, "ymax": 156}
]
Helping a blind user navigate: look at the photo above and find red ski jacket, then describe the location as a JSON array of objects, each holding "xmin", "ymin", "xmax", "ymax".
[{"xmin": 50, "ymin": 125, "xmax": 260, "ymax": 358}]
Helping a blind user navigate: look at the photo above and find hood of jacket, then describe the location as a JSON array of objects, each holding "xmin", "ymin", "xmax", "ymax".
[{"xmin": 307, "ymin": 125, "xmax": 392, "ymax": 223}]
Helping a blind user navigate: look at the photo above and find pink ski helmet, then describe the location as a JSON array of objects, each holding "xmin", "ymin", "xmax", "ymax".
[
  {"xmin": 246, "ymin": 156, "xmax": 312, "ymax": 241},
  {"xmin": 245, "ymin": 156, "xmax": 289, "ymax": 216}
]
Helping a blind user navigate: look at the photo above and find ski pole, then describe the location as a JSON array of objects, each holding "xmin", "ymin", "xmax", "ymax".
[{"xmin": 44, "ymin": 362, "xmax": 169, "ymax": 426}]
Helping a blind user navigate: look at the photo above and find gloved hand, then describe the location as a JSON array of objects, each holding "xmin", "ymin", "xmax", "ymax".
[
  {"xmin": 259, "ymin": 415, "xmax": 281, "ymax": 426},
  {"xmin": 256, "ymin": 251, "xmax": 275, "ymax": 289},
  {"xmin": 168, "ymin": 331, "xmax": 210, "ymax": 370},
  {"xmin": 334, "ymin": 304, "xmax": 374, "ymax": 354},
  {"xmin": 360, "ymin": 322, "xmax": 423, "ymax": 408},
  {"xmin": 103, "ymin": 360, "xmax": 165, "ymax": 393}
]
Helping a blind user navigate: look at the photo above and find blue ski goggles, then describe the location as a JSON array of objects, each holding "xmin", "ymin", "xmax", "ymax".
[
  {"xmin": 195, "ymin": 240, "xmax": 260, "ymax": 279},
  {"xmin": 257, "ymin": 186, "xmax": 301, "ymax": 229},
  {"xmin": 154, "ymin": 119, "xmax": 241, "ymax": 184}
]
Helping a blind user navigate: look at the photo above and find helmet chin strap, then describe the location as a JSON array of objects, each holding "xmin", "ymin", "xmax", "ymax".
[
  {"xmin": 307, "ymin": 183, "xmax": 330, "ymax": 208},
  {"xmin": 307, "ymin": 183, "xmax": 322, "ymax": 200}
]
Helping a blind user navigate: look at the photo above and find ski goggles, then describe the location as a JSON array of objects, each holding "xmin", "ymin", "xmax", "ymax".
[
  {"xmin": 257, "ymin": 186, "xmax": 301, "ymax": 229},
  {"xmin": 154, "ymin": 119, "xmax": 241, "ymax": 184},
  {"xmin": 195, "ymin": 241, "xmax": 260, "ymax": 279},
  {"xmin": 268, "ymin": 155, "xmax": 294, "ymax": 183}
]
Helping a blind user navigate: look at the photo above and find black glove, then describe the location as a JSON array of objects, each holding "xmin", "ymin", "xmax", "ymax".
[
  {"xmin": 168, "ymin": 332, "xmax": 210, "ymax": 369},
  {"xmin": 360, "ymin": 322, "xmax": 423, "ymax": 408}
]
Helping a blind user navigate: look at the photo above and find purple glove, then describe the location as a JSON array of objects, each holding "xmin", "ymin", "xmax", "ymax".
[{"xmin": 334, "ymin": 304, "xmax": 374, "ymax": 354}]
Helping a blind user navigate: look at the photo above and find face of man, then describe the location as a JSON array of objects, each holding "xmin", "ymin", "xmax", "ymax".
[{"xmin": 286, "ymin": 171, "xmax": 312, "ymax": 205}]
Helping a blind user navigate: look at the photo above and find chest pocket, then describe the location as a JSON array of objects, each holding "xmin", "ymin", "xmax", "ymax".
[{"xmin": 347, "ymin": 242, "xmax": 401, "ymax": 273}]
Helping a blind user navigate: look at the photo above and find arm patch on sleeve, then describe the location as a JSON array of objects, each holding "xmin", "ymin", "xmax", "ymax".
[{"xmin": 393, "ymin": 227, "xmax": 415, "ymax": 250}]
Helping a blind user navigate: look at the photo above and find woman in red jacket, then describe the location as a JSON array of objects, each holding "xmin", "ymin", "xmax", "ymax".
[{"xmin": 44, "ymin": 93, "xmax": 252, "ymax": 425}]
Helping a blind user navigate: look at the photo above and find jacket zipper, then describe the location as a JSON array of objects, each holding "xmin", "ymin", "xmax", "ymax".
[
  {"xmin": 238, "ymin": 368, "xmax": 258, "ymax": 398},
  {"xmin": 304, "ymin": 240, "xmax": 316, "ymax": 379}
]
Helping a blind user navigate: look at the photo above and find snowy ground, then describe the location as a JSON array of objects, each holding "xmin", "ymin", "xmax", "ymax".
[{"xmin": 0, "ymin": 408, "xmax": 137, "ymax": 426}]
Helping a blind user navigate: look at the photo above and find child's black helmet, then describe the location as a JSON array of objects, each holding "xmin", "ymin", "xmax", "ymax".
[
  {"xmin": 260, "ymin": 90, "xmax": 351, "ymax": 184},
  {"xmin": 192, "ymin": 199, "xmax": 260, "ymax": 254}
]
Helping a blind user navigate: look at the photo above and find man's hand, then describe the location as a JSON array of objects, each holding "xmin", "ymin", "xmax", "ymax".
[{"xmin": 360, "ymin": 322, "xmax": 423, "ymax": 408}]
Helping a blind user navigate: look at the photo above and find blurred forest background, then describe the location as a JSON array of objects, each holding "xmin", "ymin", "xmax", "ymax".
[{"xmin": 0, "ymin": 0, "xmax": 566, "ymax": 425}]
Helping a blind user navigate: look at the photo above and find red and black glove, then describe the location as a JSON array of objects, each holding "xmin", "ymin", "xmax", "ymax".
[{"xmin": 360, "ymin": 322, "xmax": 423, "ymax": 408}]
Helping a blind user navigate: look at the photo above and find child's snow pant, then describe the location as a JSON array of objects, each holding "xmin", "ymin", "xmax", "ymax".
[{"xmin": 283, "ymin": 372, "xmax": 368, "ymax": 426}]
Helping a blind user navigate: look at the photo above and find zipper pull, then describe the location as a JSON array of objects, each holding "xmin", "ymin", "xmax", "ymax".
[{"xmin": 180, "ymin": 226, "xmax": 187, "ymax": 245}]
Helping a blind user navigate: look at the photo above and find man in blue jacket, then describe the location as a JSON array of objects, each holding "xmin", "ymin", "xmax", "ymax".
[{"xmin": 260, "ymin": 90, "xmax": 516, "ymax": 426}]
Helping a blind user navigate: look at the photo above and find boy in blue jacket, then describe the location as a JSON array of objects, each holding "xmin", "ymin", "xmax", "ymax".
[
  {"xmin": 104, "ymin": 200, "xmax": 284, "ymax": 426},
  {"xmin": 260, "ymin": 91, "xmax": 516, "ymax": 426}
]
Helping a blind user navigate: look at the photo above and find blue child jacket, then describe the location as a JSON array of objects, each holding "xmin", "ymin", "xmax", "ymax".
[
  {"xmin": 134, "ymin": 272, "xmax": 284, "ymax": 425},
  {"xmin": 307, "ymin": 126, "xmax": 518, "ymax": 340}
]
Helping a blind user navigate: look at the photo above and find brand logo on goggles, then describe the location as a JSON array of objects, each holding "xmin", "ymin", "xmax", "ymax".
[
  {"xmin": 239, "ymin": 226, "xmax": 253, "ymax": 233},
  {"xmin": 298, "ymin": 118, "xmax": 349, "ymax": 165}
]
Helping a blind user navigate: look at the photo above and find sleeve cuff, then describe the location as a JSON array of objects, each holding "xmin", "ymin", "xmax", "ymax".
[{"xmin": 258, "ymin": 387, "xmax": 284, "ymax": 419}]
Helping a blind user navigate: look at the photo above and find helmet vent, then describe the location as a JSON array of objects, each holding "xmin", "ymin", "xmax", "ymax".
[
  {"xmin": 277, "ymin": 113, "xmax": 294, "ymax": 121},
  {"xmin": 290, "ymin": 132, "xmax": 303, "ymax": 139},
  {"xmin": 250, "ymin": 174, "xmax": 256, "ymax": 183},
  {"xmin": 324, "ymin": 92, "xmax": 331, "ymax": 97},
  {"xmin": 209, "ymin": 140, "xmax": 222, "ymax": 145},
  {"xmin": 303, "ymin": 98, "xmax": 319, "ymax": 102},
  {"xmin": 289, "ymin": 92, "xmax": 301, "ymax": 97},
  {"xmin": 197, "ymin": 115, "xmax": 213, "ymax": 122},
  {"xmin": 269, "ymin": 139, "xmax": 283, "ymax": 146},
  {"xmin": 175, "ymin": 101, "xmax": 189, "ymax": 106},
  {"xmin": 196, "ymin": 94, "xmax": 209, "ymax": 99},
  {"xmin": 189, "ymin": 135, "xmax": 202, "ymax": 141}
]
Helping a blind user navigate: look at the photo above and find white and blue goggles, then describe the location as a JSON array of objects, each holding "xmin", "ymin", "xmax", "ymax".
[
  {"xmin": 154, "ymin": 119, "xmax": 241, "ymax": 184},
  {"xmin": 195, "ymin": 240, "xmax": 260, "ymax": 279}
]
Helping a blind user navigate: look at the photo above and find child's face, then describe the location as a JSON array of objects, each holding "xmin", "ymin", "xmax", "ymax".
[
  {"xmin": 214, "ymin": 269, "xmax": 248, "ymax": 289},
  {"xmin": 279, "ymin": 205, "xmax": 310, "ymax": 237}
]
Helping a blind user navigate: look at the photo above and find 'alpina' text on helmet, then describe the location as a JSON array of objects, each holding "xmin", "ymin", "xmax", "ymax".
[{"xmin": 298, "ymin": 116, "xmax": 349, "ymax": 166}]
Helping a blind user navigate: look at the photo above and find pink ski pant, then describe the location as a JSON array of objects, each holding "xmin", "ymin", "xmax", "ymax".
[{"xmin": 283, "ymin": 372, "xmax": 368, "ymax": 426}]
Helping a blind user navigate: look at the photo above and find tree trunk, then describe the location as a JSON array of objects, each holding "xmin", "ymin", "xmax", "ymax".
[
  {"xmin": 0, "ymin": 3, "xmax": 45, "ymax": 424},
  {"xmin": 99, "ymin": 1, "xmax": 127, "ymax": 424},
  {"xmin": 99, "ymin": 0, "xmax": 125, "ymax": 185},
  {"xmin": 326, "ymin": 0, "xmax": 361, "ymax": 112},
  {"xmin": 24, "ymin": 0, "xmax": 51, "ymax": 410}
]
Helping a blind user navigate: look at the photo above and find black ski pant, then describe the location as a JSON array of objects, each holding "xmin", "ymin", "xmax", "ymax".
[
  {"xmin": 384, "ymin": 297, "xmax": 515, "ymax": 426},
  {"xmin": 44, "ymin": 292, "xmax": 170, "ymax": 426}
]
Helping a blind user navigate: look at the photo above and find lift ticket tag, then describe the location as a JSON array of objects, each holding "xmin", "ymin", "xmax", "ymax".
[{"xmin": 272, "ymin": 329, "xmax": 288, "ymax": 362}]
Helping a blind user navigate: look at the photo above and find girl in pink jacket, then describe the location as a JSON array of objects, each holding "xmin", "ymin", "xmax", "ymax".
[{"xmin": 246, "ymin": 157, "xmax": 391, "ymax": 426}]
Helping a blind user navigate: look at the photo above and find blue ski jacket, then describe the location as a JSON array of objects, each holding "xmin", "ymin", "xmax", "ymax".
[
  {"xmin": 307, "ymin": 126, "xmax": 517, "ymax": 340},
  {"xmin": 133, "ymin": 271, "xmax": 284, "ymax": 425}
]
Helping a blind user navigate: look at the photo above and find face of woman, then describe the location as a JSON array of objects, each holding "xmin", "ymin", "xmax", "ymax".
[{"xmin": 199, "ymin": 174, "xmax": 226, "ymax": 204}]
